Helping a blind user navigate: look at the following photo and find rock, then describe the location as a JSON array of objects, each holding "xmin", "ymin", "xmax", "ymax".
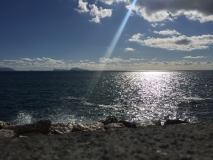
[
  {"xmin": 118, "ymin": 120, "xmax": 135, "ymax": 128},
  {"xmin": 67, "ymin": 122, "xmax": 74, "ymax": 129},
  {"xmin": 164, "ymin": 119, "xmax": 189, "ymax": 125},
  {"xmin": 104, "ymin": 123, "xmax": 125, "ymax": 130},
  {"xmin": 99, "ymin": 116, "xmax": 119, "ymax": 125},
  {"xmin": 50, "ymin": 123, "xmax": 73, "ymax": 135},
  {"xmin": 0, "ymin": 121, "xmax": 11, "ymax": 129},
  {"xmin": 133, "ymin": 120, "xmax": 161, "ymax": 128},
  {"xmin": 13, "ymin": 120, "xmax": 51, "ymax": 135},
  {"xmin": 51, "ymin": 127, "xmax": 72, "ymax": 135},
  {"xmin": 72, "ymin": 122, "xmax": 105, "ymax": 132},
  {"xmin": 0, "ymin": 129, "xmax": 15, "ymax": 138}
]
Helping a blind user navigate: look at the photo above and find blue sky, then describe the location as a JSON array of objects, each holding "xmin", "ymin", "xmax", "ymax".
[{"xmin": 0, "ymin": 0, "xmax": 213, "ymax": 70}]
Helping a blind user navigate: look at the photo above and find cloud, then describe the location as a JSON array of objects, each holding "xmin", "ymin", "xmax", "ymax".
[
  {"xmin": 89, "ymin": 4, "xmax": 112, "ymax": 23},
  {"xmin": 129, "ymin": 33, "xmax": 145, "ymax": 42},
  {"xmin": 74, "ymin": 0, "xmax": 89, "ymax": 13},
  {"xmin": 75, "ymin": 0, "xmax": 112, "ymax": 23},
  {"xmin": 153, "ymin": 29, "xmax": 181, "ymax": 36},
  {"xmin": 124, "ymin": 47, "xmax": 135, "ymax": 52},
  {"xmin": 3, "ymin": 57, "xmax": 66, "ymax": 70},
  {"xmin": 1, "ymin": 57, "xmax": 213, "ymax": 70},
  {"xmin": 99, "ymin": 0, "xmax": 128, "ymax": 5},
  {"xmin": 76, "ymin": 0, "xmax": 213, "ymax": 23},
  {"xmin": 183, "ymin": 56, "xmax": 207, "ymax": 59},
  {"xmin": 129, "ymin": 33, "xmax": 213, "ymax": 51},
  {"xmin": 151, "ymin": 23, "xmax": 165, "ymax": 27},
  {"xmin": 21, "ymin": 58, "xmax": 33, "ymax": 61},
  {"xmin": 130, "ymin": 0, "xmax": 213, "ymax": 23},
  {"xmin": 99, "ymin": 57, "xmax": 142, "ymax": 63},
  {"xmin": 99, "ymin": 57, "xmax": 128, "ymax": 63}
]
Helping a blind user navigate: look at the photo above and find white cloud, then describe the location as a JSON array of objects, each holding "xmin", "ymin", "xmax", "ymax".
[
  {"xmin": 99, "ymin": 0, "xmax": 128, "ymax": 5},
  {"xmin": 151, "ymin": 23, "xmax": 165, "ymax": 28},
  {"xmin": 99, "ymin": 57, "xmax": 128, "ymax": 63},
  {"xmin": 129, "ymin": 5, "xmax": 171, "ymax": 22},
  {"xmin": 75, "ymin": 1, "xmax": 112, "ymax": 23},
  {"xmin": 153, "ymin": 29, "xmax": 181, "ymax": 36},
  {"xmin": 124, "ymin": 47, "xmax": 135, "ymax": 52},
  {"xmin": 129, "ymin": 58, "xmax": 140, "ymax": 61},
  {"xmin": 74, "ymin": 0, "xmax": 89, "ymax": 13},
  {"xmin": 89, "ymin": 4, "xmax": 112, "ymax": 23},
  {"xmin": 21, "ymin": 58, "xmax": 33, "ymax": 61},
  {"xmin": 99, "ymin": 57, "xmax": 143, "ymax": 64},
  {"xmin": 183, "ymin": 56, "xmax": 207, "ymax": 59},
  {"xmin": 129, "ymin": 33, "xmax": 144, "ymax": 42},
  {"xmin": 129, "ymin": 33, "xmax": 213, "ymax": 51}
]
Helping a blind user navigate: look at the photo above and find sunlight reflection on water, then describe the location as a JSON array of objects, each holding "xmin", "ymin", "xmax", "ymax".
[{"xmin": 111, "ymin": 72, "xmax": 189, "ymax": 122}]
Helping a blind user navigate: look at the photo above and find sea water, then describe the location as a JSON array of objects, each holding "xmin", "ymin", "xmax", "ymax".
[{"xmin": 0, "ymin": 71, "xmax": 213, "ymax": 125}]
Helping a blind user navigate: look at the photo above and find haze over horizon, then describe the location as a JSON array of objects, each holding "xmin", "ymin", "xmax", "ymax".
[{"xmin": 0, "ymin": 0, "xmax": 213, "ymax": 71}]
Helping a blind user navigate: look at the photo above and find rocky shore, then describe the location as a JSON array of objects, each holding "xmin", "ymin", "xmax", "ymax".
[{"xmin": 0, "ymin": 118, "xmax": 213, "ymax": 159}]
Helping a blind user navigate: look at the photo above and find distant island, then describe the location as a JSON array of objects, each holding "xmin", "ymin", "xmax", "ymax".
[
  {"xmin": 53, "ymin": 69, "xmax": 69, "ymax": 71},
  {"xmin": 53, "ymin": 67, "xmax": 89, "ymax": 72},
  {"xmin": 70, "ymin": 67, "xmax": 89, "ymax": 71},
  {"xmin": 0, "ymin": 67, "xmax": 16, "ymax": 71}
]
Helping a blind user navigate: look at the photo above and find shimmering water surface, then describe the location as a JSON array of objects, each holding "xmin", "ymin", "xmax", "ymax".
[{"xmin": 0, "ymin": 71, "xmax": 213, "ymax": 125}]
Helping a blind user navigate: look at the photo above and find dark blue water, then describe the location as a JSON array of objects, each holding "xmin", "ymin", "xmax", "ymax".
[{"xmin": 0, "ymin": 71, "xmax": 213, "ymax": 125}]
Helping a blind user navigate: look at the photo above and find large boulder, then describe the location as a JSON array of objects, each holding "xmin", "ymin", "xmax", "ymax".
[
  {"xmin": 13, "ymin": 120, "xmax": 51, "ymax": 135},
  {"xmin": 72, "ymin": 122, "xmax": 105, "ymax": 132},
  {"xmin": 132, "ymin": 120, "xmax": 161, "ymax": 128},
  {"xmin": 118, "ymin": 120, "xmax": 161, "ymax": 128},
  {"xmin": 50, "ymin": 123, "xmax": 73, "ymax": 135}
]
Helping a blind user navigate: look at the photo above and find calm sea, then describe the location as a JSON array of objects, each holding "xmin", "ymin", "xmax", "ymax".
[{"xmin": 0, "ymin": 71, "xmax": 213, "ymax": 125}]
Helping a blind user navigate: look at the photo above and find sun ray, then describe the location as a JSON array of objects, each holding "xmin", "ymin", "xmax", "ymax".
[{"xmin": 104, "ymin": 0, "xmax": 137, "ymax": 60}]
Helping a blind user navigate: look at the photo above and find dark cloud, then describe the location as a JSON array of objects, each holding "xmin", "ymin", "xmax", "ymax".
[
  {"xmin": 175, "ymin": 39, "xmax": 191, "ymax": 45},
  {"xmin": 134, "ymin": 0, "xmax": 213, "ymax": 15}
]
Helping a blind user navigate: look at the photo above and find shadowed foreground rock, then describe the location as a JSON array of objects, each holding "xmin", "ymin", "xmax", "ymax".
[{"xmin": 0, "ymin": 123, "xmax": 213, "ymax": 160}]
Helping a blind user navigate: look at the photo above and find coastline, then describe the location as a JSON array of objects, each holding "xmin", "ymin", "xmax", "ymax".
[{"xmin": 0, "ymin": 119, "xmax": 213, "ymax": 159}]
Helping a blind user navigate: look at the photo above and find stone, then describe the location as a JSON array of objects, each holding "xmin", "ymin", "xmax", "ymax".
[
  {"xmin": 51, "ymin": 127, "xmax": 72, "ymax": 135},
  {"xmin": 164, "ymin": 119, "xmax": 189, "ymax": 125},
  {"xmin": 0, "ymin": 121, "xmax": 11, "ymax": 129},
  {"xmin": 99, "ymin": 116, "xmax": 119, "ymax": 125},
  {"xmin": 13, "ymin": 120, "xmax": 51, "ymax": 135},
  {"xmin": 67, "ymin": 122, "xmax": 74, "ymax": 129},
  {"xmin": 133, "ymin": 120, "xmax": 161, "ymax": 128},
  {"xmin": 0, "ymin": 129, "xmax": 15, "ymax": 138},
  {"xmin": 118, "ymin": 120, "xmax": 135, "ymax": 128},
  {"xmin": 50, "ymin": 123, "xmax": 73, "ymax": 135},
  {"xmin": 104, "ymin": 123, "xmax": 125, "ymax": 130}
]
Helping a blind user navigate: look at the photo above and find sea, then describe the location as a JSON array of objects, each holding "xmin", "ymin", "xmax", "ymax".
[{"xmin": 0, "ymin": 71, "xmax": 213, "ymax": 125}]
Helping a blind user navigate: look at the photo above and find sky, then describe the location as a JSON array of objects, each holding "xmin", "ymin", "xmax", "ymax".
[{"xmin": 0, "ymin": 0, "xmax": 213, "ymax": 71}]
